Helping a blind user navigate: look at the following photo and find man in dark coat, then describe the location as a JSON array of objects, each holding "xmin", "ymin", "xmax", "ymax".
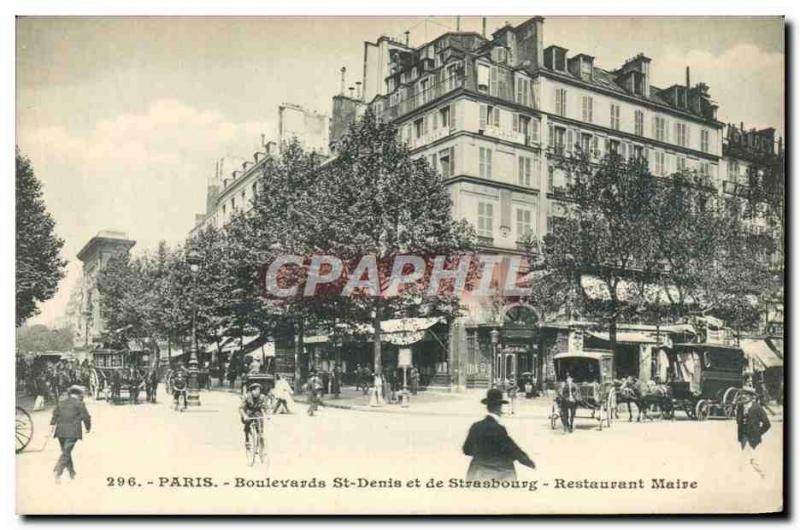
[
  {"xmin": 736, "ymin": 386, "xmax": 771, "ymax": 477},
  {"xmin": 50, "ymin": 385, "xmax": 91, "ymax": 483},
  {"xmin": 462, "ymin": 388, "xmax": 535, "ymax": 480}
]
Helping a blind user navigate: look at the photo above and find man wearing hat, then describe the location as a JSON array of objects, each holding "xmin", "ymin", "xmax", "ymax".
[
  {"xmin": 50, "ymin": 385, "xmax": 92, "ymax": 483},
  {"xmin": 736, "ymin": 385, "xmax": 771, "ymax": 478},
  {"xmin": 239, "ymin": 382, "xmax": 271, "ymax": 451},
  {"xmin": 462, "ymin": 388, "xmax": 535, "ymax": 480}
]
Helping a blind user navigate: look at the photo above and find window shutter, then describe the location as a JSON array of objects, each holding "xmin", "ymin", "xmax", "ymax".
[
  {"xmin": 449, "ymin": 146, "xmax": 455, "ymax": 175},
  {"xmin": 449, "ymin": 103, "xmax": 456, "ymax": 130},
  {"xmin": 548, "ymin": 124, "xmax": 554, "ymax": 148},
  {"xmin": 433, "ymin": 110, "xmax": 438, "ymax": 130},
  {"xmin": 479, "ymin": 104, "xmax": 487, "ymax": 129},
  {"xmin": 567, "ymin": 130, "xmax": 574, "ymax": 154},
  {"xmin": 513, "ymin": 113, "xmax": 519, "ymax": 132}
]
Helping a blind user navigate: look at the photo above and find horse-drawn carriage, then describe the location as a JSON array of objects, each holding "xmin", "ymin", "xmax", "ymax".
[
  {"xmin": 660, "ymin": 343, "xmax": 745, "ymax": 420},
  {"xmin": 549, "ymin": 350, "xmax": 617, "ymax": 431},
  {"xmin": 90, "ymin": 349, "xmax": 154, "ymax": 404}
]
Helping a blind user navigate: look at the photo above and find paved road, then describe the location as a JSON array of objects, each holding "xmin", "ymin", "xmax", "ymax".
[{"xmin": 16, "ymin": 387, "xmax": 783, "ymax": 514}]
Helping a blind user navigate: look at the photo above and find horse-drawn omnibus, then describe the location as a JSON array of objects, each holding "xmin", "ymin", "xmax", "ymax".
[
  {"xmin": 549, "ymin": 350, "xmax": 617, "ymax": 431},
  {"xmin": 91, "ymin": 349, "xmax": 152, "ymax": 404},
  {"xmin": 660, "ymin": 342, "xmax": 745, "ymax": 420}
]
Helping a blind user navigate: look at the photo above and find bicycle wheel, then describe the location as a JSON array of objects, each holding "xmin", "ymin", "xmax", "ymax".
[{"xmin": 247, "ymin": 423, "xmax": 258, "ymax": 466}]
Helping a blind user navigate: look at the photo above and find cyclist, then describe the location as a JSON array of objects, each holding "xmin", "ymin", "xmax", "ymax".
[
  {"xmin": 171, "ymin": 364, "xmax": 189, "ymax": 410},
  {"xmin": 239, "ymin": 382, "xmax": 271, "ymax": 450}
]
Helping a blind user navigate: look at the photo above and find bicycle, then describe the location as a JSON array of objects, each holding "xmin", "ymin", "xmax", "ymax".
[
  {"xmin": 173, "ymin": 385, "xmax": 188, "ymax": 412},
  {"xmin": 243, "ymin": 415, "xmax": 267, "ymax": 467}
]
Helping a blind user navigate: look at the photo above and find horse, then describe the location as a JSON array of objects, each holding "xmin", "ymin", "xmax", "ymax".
[{"xmin": 616, "ymin": 377, "xmax": 674, "ymax": 421}]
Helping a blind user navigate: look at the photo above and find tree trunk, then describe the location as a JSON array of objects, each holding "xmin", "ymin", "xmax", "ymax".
[
  {"xmin": 608, "ymin": 316, "xmax": 618, "ymax": 380},
  {"xmin": 373, "ymin": 305, "xmax": 382, "ymax": 376},
  {"xmin": 294, "ymin": 319, "xmax": 304, "ymax": 388}
]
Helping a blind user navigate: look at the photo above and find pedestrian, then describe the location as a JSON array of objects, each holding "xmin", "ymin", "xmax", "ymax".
[
  {"xmin": 273, "ymin": 374, "xmax": 294, "ymax": 414},
  {"xmin": 50, "ymin": 385, "xmax": 92, "ymax": 484},
  {"xmin": 331, "ymin": 365, "xmax": 341, "ymax": 399},
  {"xmin": 462, "ymin": 388, "xmax": 535, "ymax": 480},
  {"xmin": 558, "ymin": 373, "xmax": 579, "ymax": 433},
  {"xmin": 410, "ymin": 367, "xmax": 419, "ymax": 395},
  {"xmin": 306, "ymin": 371, "xmax": 323, "ymax": 416},
  {"xmin": 371, "ymin": 372, "xmax": 384, "ymax": 406},
  {"xmin": 736, "ymin": 385, "xmax": 771, "ymax": 478}
]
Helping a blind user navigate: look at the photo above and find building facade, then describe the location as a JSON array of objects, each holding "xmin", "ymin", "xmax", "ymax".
[
  {"xmin": 346, "ymin": 16, "xmax": 770, "ymax": 389},
  {"xmin": 193, "ymin": 103, "xmax": 329, "ymax": 234},
  {"xmin": 72, "ymin": 231, "xmax": 136, "ymax": 349}
]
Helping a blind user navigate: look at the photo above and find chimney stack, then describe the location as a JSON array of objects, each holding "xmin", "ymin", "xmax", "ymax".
[
  {"xmin": 685, "ymin": 66, "xmax": 690, "ymax": 108},
  {"xmin": 456, "ymin": 16, "xmax": 460, "ymax": 31},
  {"xmin": 355, "ymin": 81, "xmax": 362, "ymax": 100},
  {"xmin": 261, "ymin": 133, "xmax": 266, "ymax": 147},
  {"xmin": 340, "ymin": 66, "xmax": 346, "ymax": 95},
  {"xmin": 215, "ymin": 160, "xmax": 219, "ymax": 179},
  {"xmin": 349, "ymin": 86, "xmax": 355, "ymax": 98},
  {"xmin": 404, "ymin": 30, "xmax": 410, "ymax": 46},
  {"xmin": 482, "ymin": 18, "xmax": 487, "ymax": 37}
]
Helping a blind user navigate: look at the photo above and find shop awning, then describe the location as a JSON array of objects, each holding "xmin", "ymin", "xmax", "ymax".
[
  {"xmin": 347, "ymin": 317, "xmax": 444, "ymax": 346},
  {"xmin": 741, "ymin": 338, "xmax": 783, "ymax": 370},
  {"xmin": 587, "ymin": 331, "xmax": 666, "ymax": 345}
]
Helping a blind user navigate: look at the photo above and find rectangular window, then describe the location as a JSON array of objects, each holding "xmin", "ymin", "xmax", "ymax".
[
  {"xmin": 439, "ymin": 106, "xmax": 451, "ymax": 128},
  {"xmin": 516, "ymin": 77, "xmax": 531, "ymax": 107},
  {"xmin": 549, "ymin": 125, "xmax": 566, "ymax": 155},
  {"xmin": 516, "ymin": 208, "xmax": 532, "ymax": 240},
  {"xmin": 654, "ymin": 116, "xmax": 666, "ymax": 142},
  {"xmin": 479, "ymin": 147, "xmax": 493, "ymax": 178},
  {"xmin": 554, "ymin": 88, "xmax": 567, "ymax": 117},
  {"xmin": 701, "ymin": 129, "xmax": 710, "ymax": 153},
  {"xmin": 634, "ymin": 110, "xmax": 644, "ymax": 136},
  {"xmin": 580, "ymin": 133, "xmax": 592, "ymax": 154},
  {"xmin": 676, "ymin": 156, "xmax": 687, "ymax": 172},
  {"xmin": 655, "ymin": 151, "xmax": 665, "ymax": 176},
  {"xmin": 477, "ymin": 64, "xmax": 490, "ymax": 92},
  {"xmin": 480, "ymin": 105, "xmax": 500, "ymax": 129},
  {"xmin": 439, "ymin": 148, "xmax": 454, "ymax": 178},
  {"xmin": 477, "ymin": 202, "xmax": 494, "ymax": 238},
  {"xmin": 581, "ymin": 96, "xmax": 593, "ymax": 123},
  {"xmin": 675, "ymin": 123, "xmax": 688, "ymax": 147},
  {"xmin": 518, "ymin": 156, "xmax": 532, "ymax": 187},
  {"xmin": 414, "ymin": 118, "xmax": 424, "ymax": 139},
  {"xmin": 610, "ymin": 104, "xmax": 621, "ymax": 130}
]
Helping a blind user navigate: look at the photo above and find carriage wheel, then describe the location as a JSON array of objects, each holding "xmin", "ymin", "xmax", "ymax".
[
  {"xmin": 695, "ymin": 400, "xmax": 710, "ymax": 421},
  {"xmin": 722, "ymin": 387, "xmax": 740, "ymax": 418},
  {"xmin": 16, "ymin": 407, "xmax": 33, "ymax": 454},
  {"xmin": 683, "ymin": 403, "xmax": 696, "ymax": 420},
  {"xmin": 549, "ymin": 403, "xmax": 558, "ymax": 430}
]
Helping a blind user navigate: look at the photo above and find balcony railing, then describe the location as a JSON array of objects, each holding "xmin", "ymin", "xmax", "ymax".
[{"xmin": 376, "ymin": 74, "xmax": 465, "ymax": 122}]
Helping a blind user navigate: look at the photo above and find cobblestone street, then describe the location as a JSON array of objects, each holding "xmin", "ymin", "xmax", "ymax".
[{"xmin": 17, "ymin": 386, "xmax": 783, "ymax": 514}]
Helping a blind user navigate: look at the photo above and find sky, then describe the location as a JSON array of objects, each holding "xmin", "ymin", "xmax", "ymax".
[{"xmin": 15, "ymin": 16, "xmax": 785, "ymax": 327}]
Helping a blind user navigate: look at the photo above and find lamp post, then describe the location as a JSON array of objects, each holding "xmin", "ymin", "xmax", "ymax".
[
  {"xmin": 186, "ymin": 248, "xmax": 202, "ymax": 407},
  {"xmin": 490, "ymin": 328, "xmax": 499, "ymax": 389}
]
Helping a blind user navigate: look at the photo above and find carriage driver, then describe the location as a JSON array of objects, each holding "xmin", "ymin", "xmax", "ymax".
[{"xmin": 239, "ymin": 383, "xmax": 272, "ymax": 450}]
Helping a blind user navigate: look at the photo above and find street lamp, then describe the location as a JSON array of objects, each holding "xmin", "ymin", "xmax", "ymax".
[
  {"xmin": 490, "ymin": 328, "xmax": 500, "ymax": 390},
  {"xmin": 186, "ymin": 248, "xmax": 202, "ymax": 407}
]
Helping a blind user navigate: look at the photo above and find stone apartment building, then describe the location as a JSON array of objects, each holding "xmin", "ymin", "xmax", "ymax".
[{"xmin": 333, "ymin": 16, "xmax": 780, "ymax": 389}]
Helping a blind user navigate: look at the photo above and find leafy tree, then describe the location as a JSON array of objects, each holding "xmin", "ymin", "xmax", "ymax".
[
  {"xmin": 16, "ymin": 148, "xmax": 66, "ymax": 326},
  {"xmin": 540, "ymin": 149, "xmax": 659, "ymax": 357},
  {"xmin": 16, "ymin": 324, "xmax": 74, "ymax": 354},
  {"xmin": 311, "ymin": 110, "xmax": 476, "ymax": 375}
]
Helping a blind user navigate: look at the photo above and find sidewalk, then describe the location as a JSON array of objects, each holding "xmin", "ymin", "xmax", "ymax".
[{"xmin": 291, "ymin": 386, "xmax": 554, "ymax": 419}]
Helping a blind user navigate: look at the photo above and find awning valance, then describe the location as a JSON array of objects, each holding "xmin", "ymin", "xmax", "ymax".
[
  {"xmin": 741, "ymin": 338, "xmax": 783, "ymax": 370},
  {"xmin": 587, "ymin": 330, "xmax": 668, "ymax": 345}
]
